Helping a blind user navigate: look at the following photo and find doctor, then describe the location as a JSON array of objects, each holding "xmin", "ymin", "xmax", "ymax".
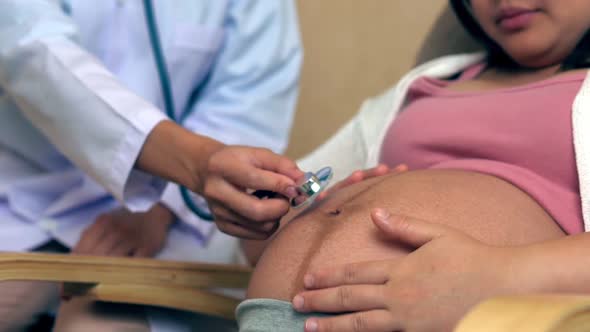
[{"xmin": 0, "ymin": 0, "xmax": 301, "ymax": 331}]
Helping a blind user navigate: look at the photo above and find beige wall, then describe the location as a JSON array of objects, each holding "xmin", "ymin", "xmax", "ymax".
[{"xmin": 286, "ymin": 0, "xmax": 478, "ymax": 159}]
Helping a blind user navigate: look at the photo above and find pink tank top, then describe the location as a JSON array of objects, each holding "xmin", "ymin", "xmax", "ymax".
[{"xmin": 380, "ymin": 64, "xmax": 587, "ymax": 234}]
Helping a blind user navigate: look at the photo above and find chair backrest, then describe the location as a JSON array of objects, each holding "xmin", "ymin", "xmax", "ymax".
[{"xmin": 287, "ymin": 0, "xmax": 480, "ymax": 158}]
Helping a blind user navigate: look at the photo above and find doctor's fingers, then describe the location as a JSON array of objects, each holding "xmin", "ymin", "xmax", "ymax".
[
  {"xmin": 211, "ymin": 203, "xmax": 279, "ymax": 239},
  {"xmin": 206, "ymin": 178, "xmax": 291, "ymax": 222},
  {"xmin": 210, "ymin": 199, "xmax": 280, "ymax": 231},
  {"xmin": 248, "ymin": 148, "xmax": 304, "ymax": 180},
  {"xmin": 210, "ymin": 147, "xmax": 303, "ymax": 179},
  {"xmin": 217, "ymin": 219, "xmax": 278, "ymax": 240},
  {"xmin": 207, "ymin": 156, "xmax": 301, "ymax": 200}
]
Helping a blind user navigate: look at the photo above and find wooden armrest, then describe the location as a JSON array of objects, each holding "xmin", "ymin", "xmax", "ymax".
[
  {"xmin": 455, "ymin": 295, "xmax": 590, "ymax": 332},
  {"xmin": 0, "ymin": 252, "xmax": 251, "ymax": 288},
  {"xmin": 0, "ymin": 252, "xmax": 252, "ymax": 319},
  {"xmin": 66, "ymin": 283, "xmax": 241, "ymax": 320}
]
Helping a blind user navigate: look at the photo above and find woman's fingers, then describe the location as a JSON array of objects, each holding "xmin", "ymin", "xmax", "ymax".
[
  {"xmin": 317, "ymin": 164, "xmax": 407, "ymax": 201},
  {"xmin": 293, "ymin": 285, "xmax": 387, "ymax": 313},
  {"xmin": 371, "ymin": 210, "xmax": 454, "ymax": 247},
  {"xmin": 303, "ymin": 310, "xmax": 400, "ymax": 332},
  {"xmin": 316, "ymin": 171, "xmax": 362, "ymax": 201},
  {"xmin": 303, "ymin": 260, "xmax": 392, "ymax": 289},
  {"xmin": 317, "ymin": 171, "xmax": 364, "ymax": 200},
  {"xmin": 365, "ymin": 163, "xmax": 390, "ymax": 177}
]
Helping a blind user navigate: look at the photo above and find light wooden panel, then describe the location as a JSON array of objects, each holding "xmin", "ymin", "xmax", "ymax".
[
  {"xmin": 0, "ymin": 253, "xmax": 252, "ymax": 320},
  {"xmin": 287, "ymin": 0, "xmax": 479, "ymax": 159},
  {"xmin": 455, "ymin": 295, "xmax": 590, "ymax": 332}
]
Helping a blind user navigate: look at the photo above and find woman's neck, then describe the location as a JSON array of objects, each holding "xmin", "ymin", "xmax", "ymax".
[
  {"xmin": 481, "ymin": 64, "xmax": 562, "ymax": 85},
  {"xmin": 446, "ymin": 63, "xmax": 587, "ymax": 93}
]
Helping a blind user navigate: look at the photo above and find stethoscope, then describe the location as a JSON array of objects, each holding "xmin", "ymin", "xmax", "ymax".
[{"xmin": 143, "ymin": 0, "xmax": 333, "ymax": 221}]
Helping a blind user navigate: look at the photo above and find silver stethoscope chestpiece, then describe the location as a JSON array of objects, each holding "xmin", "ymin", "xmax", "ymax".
[
  {"xmin": 291, "ymin": 166, "xmax": 334, "ymax": 209},
  {"xmin": 298, "ymin": 173, "xmax": 322, "ymax": 197}
]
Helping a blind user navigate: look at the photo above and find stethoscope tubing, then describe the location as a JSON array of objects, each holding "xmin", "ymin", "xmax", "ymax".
[
  {"xmin": 143, "ymin": 0, "xmax": 333, "ymax": 221},
  {"xmin": 143, "ymin": 0, "xmax": 215, "ymax": 221}
]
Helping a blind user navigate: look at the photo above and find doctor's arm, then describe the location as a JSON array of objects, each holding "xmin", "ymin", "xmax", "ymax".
[
  {"xmin": 0, "ymin": 1, "xmax": 261, "ymax": 212},
  {"xmin": 0, "ymin": 0, "xmax": 175, "ymax": 210},
  {"xmin": 158, "ymin": 0, "xmax": 305, "ymax": 240}
]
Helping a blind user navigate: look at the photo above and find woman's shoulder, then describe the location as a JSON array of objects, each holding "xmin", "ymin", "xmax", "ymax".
[
  {"xmin": 368, "ymin": 52, "xmax": 486, "ymax": 99},
  {"xmin": 358, "ymin": 52, "xmax": 487, "ymax": 118}
]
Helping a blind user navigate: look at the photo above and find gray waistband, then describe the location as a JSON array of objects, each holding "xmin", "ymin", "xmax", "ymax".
[{"xmin": 236, "ymin": 299, "xmax": 335, "ymax": 332}]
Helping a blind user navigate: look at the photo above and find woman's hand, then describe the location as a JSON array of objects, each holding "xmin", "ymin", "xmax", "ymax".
[
  {"xmin": 316, "ymin": 164, "xmax": 408, "ymax": 202},
  {"xmin": 203, "ymin": 146, "xmax": 304, "ymax": 240},
  {"xmin": 292, "ymin": 210, "xmax": 526, "ymax": 332},
  {"xmin": 73, "ymin": 203, "xmax": 174, "ymax": 257}
]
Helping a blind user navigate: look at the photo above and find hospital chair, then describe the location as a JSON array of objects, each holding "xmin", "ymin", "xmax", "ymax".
[{"xmin": 1, "ymin": 1, "xmax": 589, "ymax": 331}]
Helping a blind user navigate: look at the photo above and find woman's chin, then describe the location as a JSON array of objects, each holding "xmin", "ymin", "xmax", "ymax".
[{"xmin": 501, "ymin": 41, "xmax": 569, "ymax": 68}]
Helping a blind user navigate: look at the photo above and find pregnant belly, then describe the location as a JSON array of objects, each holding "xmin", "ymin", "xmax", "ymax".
[{"xmin": 247, "ymin": 169, "xmax": 565, "ymax": 300}]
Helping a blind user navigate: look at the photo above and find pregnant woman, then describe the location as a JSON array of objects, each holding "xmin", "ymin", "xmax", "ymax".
[{"xmin": 235, "ymin": 0, "xmax": 590, "ymax": 331}]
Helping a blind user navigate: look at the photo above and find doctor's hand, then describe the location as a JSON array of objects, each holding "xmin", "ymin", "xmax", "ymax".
[
  {"xmin": 73, "ymin": 204, "xmax": 174, "ymax": 257},
  {"xmin": 202, "ymin": 146, "xmax": 304, "ymax": 240},
  {"xmin": 292, "ymin": 210, "xmax": 524, "ymax": 332}
]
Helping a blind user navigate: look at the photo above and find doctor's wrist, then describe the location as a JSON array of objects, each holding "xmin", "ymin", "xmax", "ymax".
[
  {"xmin": 179, "ymin": 130, "xmax": 225, "ymax": 193},
  {"xmin": 136, "ymin": 120, "xmax": 223, "ymax": 191}
]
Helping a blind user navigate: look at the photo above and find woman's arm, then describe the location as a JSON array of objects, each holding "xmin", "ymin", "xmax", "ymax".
[{"xmin": 519, "ymin": 231, "xmax": 590, "ymax": 294}]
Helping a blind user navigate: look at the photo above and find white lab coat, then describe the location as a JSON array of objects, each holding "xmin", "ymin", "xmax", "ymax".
[
  {"xmin": 0, "ymin": 0, "xmax": 301, "ymax": 255},
  {"xmin": 299, "ymin": 52, "xmax": 590, "ymax": 231},
  {"xmin": 0, "ymin": 1, "xmax": 301, "ymax": 329}
]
